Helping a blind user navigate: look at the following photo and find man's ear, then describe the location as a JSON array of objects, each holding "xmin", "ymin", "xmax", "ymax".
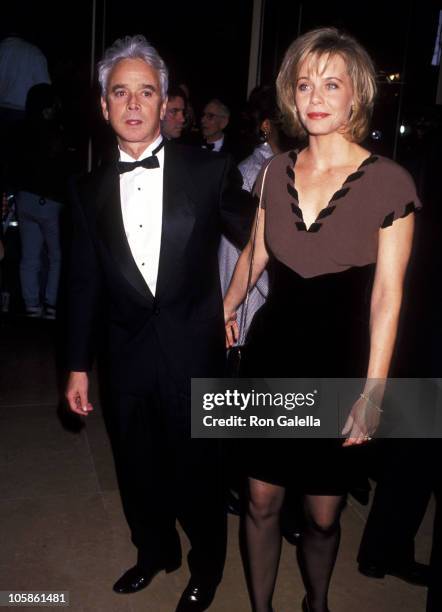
[
  {"xmin": 160, "ymin": 97, "xmax": 168, "ymax": 121},
  {"xmin": 101, "ymin": 96, "xmax": 109, "ymax": 122}
]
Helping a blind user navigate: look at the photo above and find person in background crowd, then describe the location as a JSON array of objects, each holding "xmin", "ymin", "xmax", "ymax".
[
  {"xmin": 201, "ymin": 98, "xmax": 230, "ymax": 152},
  {"xmin": 0, "ymin": 30, "xmax": 50, "ymax": 193},
  {"xmin": 161, "ymin": 85, "xmax": 187, "ymax": 140},
  {"xmin": 178, "ymin": 82, "xmax": 197, "ymax": 136},
  {"xmin": 219, "ymin": 84, "xmax": 282, "ymax": 341},
  {"xmin": 8, "ymin": 83, "xmax": 67, "ymax": 318},
  {"xmin": 0, "ymin": 31, "xmax": 50, "ymax": 131},
  {"xmin": 357, "ymin": 439, "xmax": 431, "ymax": 586},
  {"xmin": 224, "ymin": 27, "xmax": 419, "ymax": 612}
]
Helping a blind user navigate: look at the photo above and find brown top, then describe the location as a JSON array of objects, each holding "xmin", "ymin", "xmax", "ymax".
[{"xmin": 254, "ymin": 151, "xmax": 421, "ymax": 278}]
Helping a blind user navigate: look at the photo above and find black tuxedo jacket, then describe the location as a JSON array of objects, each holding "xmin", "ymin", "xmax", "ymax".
[{"xmin": 66, "ymin": 142, "xmax": 253, "ymax": 394}]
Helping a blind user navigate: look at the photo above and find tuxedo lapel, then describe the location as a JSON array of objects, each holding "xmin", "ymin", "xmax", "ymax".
[
  {"xmin": 156, "ymin": 144, "xmax": 196, "ymax": 298},
  {"xmin": 96, "ymin": 163, "xmax": 154, "ymax": 305}
]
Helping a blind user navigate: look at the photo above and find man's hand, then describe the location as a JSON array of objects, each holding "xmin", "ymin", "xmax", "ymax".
[{"xmin": 65, "ymin": 371, "xmax": 93, "ymax": 416}]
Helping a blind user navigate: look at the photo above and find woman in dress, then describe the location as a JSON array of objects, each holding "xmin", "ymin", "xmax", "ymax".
[{"xmin": 223, "ymin": 28, "xmax": 420, "ymax": 612}]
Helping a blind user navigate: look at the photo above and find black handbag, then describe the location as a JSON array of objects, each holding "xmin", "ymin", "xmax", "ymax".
[{"xmin": 226, "ymin": 161, "xmax": 271, "ymax": 377}]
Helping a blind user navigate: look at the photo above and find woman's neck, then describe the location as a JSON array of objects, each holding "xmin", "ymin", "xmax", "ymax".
[
  {"xmin": 300, "ymin": 133, "xmax": 366, "ymax": 170},
  {"xmin": 268, "ymin": 134, "xmax": 282, "ymax": 155}
]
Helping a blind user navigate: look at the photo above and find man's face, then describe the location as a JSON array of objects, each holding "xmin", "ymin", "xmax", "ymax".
[
  {"xmin": 201, "ymin": 102, "xmax": 228, "ymax": 142},
  {"xmin": 162, "ymin": 95, "xmax": 186, "ymax": 139},
  {"xmin": 101, "ymin": 58, "xmax": 167, "ymax": 157}
]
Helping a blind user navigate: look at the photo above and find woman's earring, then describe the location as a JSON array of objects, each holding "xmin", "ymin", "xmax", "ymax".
[{"xmin": 259, "ymin": 129, "xmax": 269, "ymax": 143}]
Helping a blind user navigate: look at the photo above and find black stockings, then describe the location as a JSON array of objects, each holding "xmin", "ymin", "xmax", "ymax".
[
  {"xmin": 245, "ymin": 479, "xmax": 285, "ymax": 612},
  {"xmin": 245, "ymin": 479, "xmax": 344, "ymax": 612},
  {"xmin": 298, "ymin": 494, "xmax": 345, "ymax": 612}
]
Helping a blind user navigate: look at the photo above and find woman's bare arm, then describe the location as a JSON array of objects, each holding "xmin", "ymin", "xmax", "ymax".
[
  {"xmin": 342, "ymin": 213, "xmax": 414, "ymax": 445},
  {"xmin": 223, "ymin": 208, "xmax": 269, "ymax": 347}
]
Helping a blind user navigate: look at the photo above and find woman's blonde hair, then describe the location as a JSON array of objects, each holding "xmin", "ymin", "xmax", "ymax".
[{"xmin": 276, "ymin": 27, "xmax": 377, "ymax": 142}]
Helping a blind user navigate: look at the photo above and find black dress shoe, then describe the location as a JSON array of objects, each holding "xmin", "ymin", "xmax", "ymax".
[
  {"xmin": 175, "ymin": 580, "xmax": 217, "ymax": 612},
  {"xmin": 113, "ymin": 557, "xmax": 181, "ymax": 594},
  {"xmin": 282, "ymin": 523, "xmax": 302, "ymax": 546},
  {"xmin": 358, "ymin": 560, "xmax": 430, "ymax": 586}
]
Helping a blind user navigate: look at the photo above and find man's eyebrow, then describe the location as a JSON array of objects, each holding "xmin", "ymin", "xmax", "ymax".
[
  {"xmin": 140, "ymin": 83, "xmax": 157, "ymax": 91},
  {"xmin": 110, "ymin": 83, "xmax": 157, "ymax": 92},
  {"xmin": 111, "ymin": 83, "xmax": 127, "ymax": 91}
]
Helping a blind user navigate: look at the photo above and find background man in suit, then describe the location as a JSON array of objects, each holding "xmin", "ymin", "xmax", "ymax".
[
  {"xmin": 200, "ymin": 98, "xmax": 230, "ymax": 152},
  {"xmin": 161, "ymin": 85, "xmax": 187, "ymax": 140},
  {"xmin": 65, "ymin": 35, "xmax": 251, "ymax": 612}
]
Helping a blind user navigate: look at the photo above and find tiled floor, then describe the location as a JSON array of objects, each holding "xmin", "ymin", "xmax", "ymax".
[{"xmin": 0, "ymin": 318, "xmax": 432, "ymax": 611}]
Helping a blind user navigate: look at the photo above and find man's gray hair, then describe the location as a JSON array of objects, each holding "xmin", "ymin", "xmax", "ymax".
[
  {"xmin": 207, "ymin": 98, "xmax": 230, "ymax": 118},
  {"xmin": 98, "ymin": 35, "xmax": 168, "ymax": 98}
]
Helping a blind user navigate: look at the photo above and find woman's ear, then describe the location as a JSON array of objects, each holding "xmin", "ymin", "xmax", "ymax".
[{"xmin": 260, "ymin": 118, "xmax": 271, "ymax": 138}]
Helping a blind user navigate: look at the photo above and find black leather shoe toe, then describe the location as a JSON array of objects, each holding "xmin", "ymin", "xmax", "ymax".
[
  {"xmin": 282, "ymin": 525, "xmax": 302, "ymax": 546},
  {"xmin": 175, "ymin": 580, "xmax": 217, "ymax": 612},
  {"xmin": 388, "ymin": 561, "xmax": 430, "ymax": 586},
  {"xmin": 358, "ymin": 562, "xmax": 386, "ymax": 579},
  {"xmin": 113, "ymin": 557, "xmax": 181, "ymax": 594},
  {"xmin": 113, "ymin": 565, "xmax": 157, "ymax": 594},
  {"xmin": 358, "ymin": 561, "xmax": 430, "ymax": 586}
]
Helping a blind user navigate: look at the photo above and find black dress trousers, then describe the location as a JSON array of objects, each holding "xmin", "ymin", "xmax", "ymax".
[
  {"xmin": 358, "ymin": 439, "xmax": 433, "ymax": 569},
  {"xmin": 106, "ymin": 329, "xmax": 227, "ymax": 585}
]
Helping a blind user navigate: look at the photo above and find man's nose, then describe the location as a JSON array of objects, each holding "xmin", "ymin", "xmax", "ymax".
[{"xmin": 127, "ymin": 93, "xmax": 140, "ymax": 109}]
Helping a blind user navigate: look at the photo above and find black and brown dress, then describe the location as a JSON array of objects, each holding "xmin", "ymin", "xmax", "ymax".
[{"xmin": 243, "ymin": 151, "xmax": 421, "ymax": 493}]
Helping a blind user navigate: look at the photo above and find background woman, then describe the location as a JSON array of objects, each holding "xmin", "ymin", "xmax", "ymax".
[
  {"xmin": 224, "ymin": 28, "xmax": 420, "ymax": 612},
  {"xmin": 219, "ymin": 84, "xmax": 283, "ymax": 336}
]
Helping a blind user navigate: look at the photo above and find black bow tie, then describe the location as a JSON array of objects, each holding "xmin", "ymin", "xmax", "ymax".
[
  {"xmin": 204, "ymin": 142, "xmax": 215, "ymax": 151},
  {"xmin": 117, "ymin": 140, "xmax": 164, "ymax": 174}
]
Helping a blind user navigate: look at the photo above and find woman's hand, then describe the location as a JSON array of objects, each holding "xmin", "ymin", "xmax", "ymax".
[
  {"xmin": 341, "ymin": 394, "xmax": 381, "ymax": 447},
  {"xmin": 224, "ymin": 306, "xmax": 239, "ymax": 348}
]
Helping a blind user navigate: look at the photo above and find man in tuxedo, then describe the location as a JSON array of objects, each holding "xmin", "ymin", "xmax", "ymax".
[{"xmin": 65, "ymin": 35, "xmax": 252, "ymax": 612}]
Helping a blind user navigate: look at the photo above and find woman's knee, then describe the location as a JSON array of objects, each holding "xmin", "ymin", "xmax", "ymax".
[
  {"xmin": 303, "ymin": 495, "xmax": 345, "ymax": 534},
  {"xmin": 247, "ymin": 480, "xmax": 284, "ymax": 522},
  {"xmin": 307, "ymin": 514, "xmax": 340, "ymax": 535}
]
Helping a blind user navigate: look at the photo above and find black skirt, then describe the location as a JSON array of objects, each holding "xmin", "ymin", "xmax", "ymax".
[{"xmin": 241, "ymin": 258, "xmax": 375, "ymax": 494}]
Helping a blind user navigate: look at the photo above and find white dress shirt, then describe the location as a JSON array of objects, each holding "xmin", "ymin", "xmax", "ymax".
[
  {"xmin": 238, "ymin": 142, "xmax": 274, "ymax": 192},
  {"xmin": 119, "ymin": 135, "xmax": 164, "ymax": 296},
  {"xmin": 203, "ymin": 135, "xmax": 224, "ymax": 152}
]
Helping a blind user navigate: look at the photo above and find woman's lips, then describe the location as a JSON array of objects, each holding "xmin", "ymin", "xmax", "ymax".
[{"xmin": 307, "ymin": 112, "xmax": 330, "ymax": 119}]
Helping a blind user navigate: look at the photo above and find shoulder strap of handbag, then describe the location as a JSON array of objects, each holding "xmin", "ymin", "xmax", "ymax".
[{"xmin": 238, "ymin": 160, "xmax": 272, "ymax": 345}]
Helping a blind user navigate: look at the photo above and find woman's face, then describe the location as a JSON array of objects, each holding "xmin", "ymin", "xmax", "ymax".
[{"xmin": 294, "ymin": 53, "xmax": 354, "ymax": 137}]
